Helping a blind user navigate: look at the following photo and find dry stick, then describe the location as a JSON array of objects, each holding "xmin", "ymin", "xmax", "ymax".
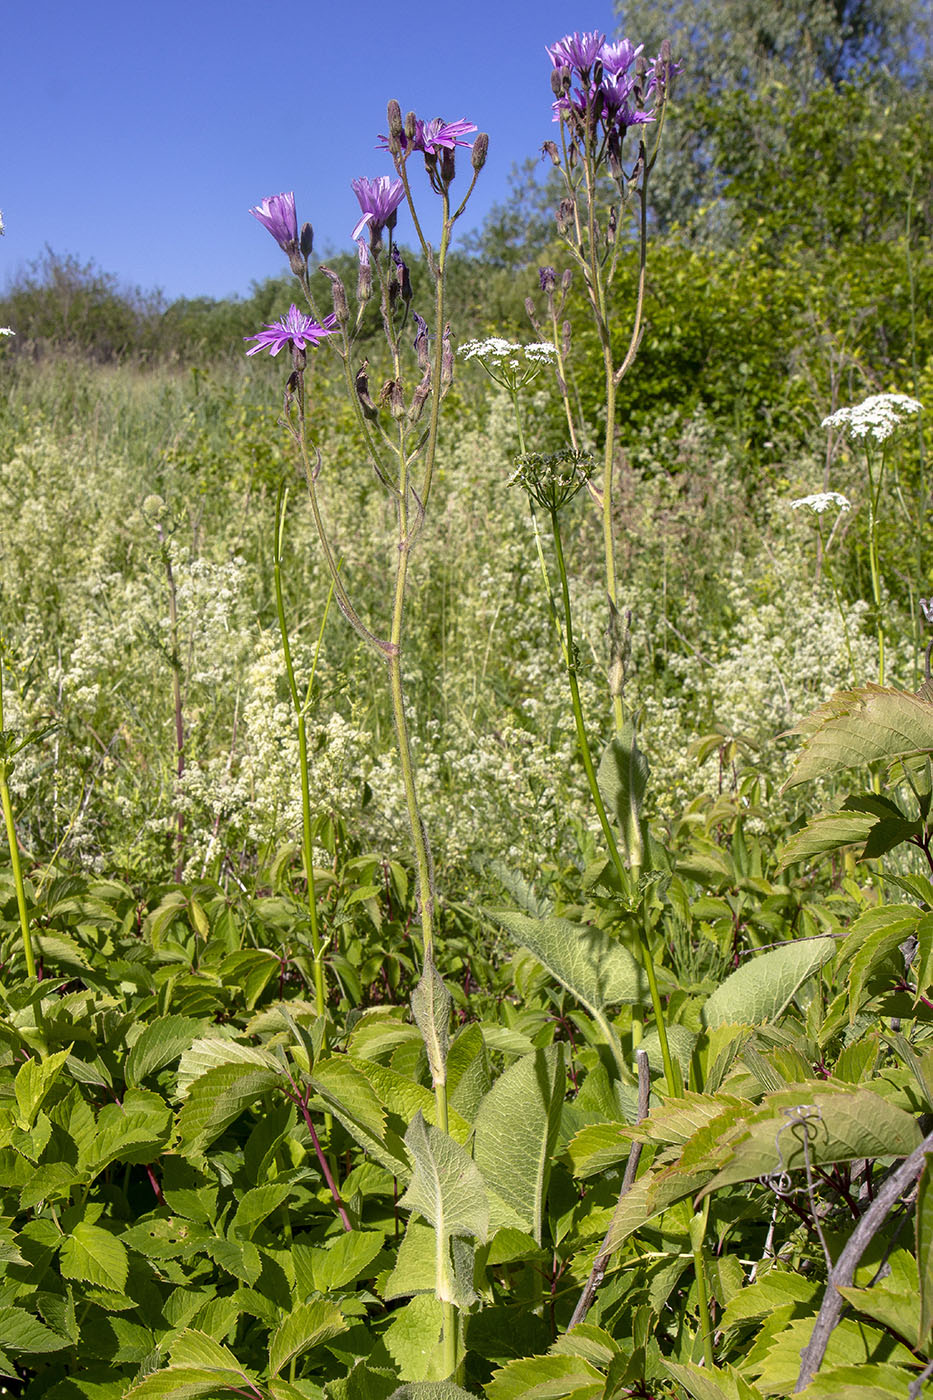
[
  {"xmin": 795, "ymin": 1129, "xmax": 933, "ymax": 1392},
  {"xmin": 569, "ymin": 1049, "xmax": 651, "ymax": 1329}
]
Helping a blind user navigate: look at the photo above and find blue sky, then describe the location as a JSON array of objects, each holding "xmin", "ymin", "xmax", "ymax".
[{"xmin": 3, "ymin": 0, "xmax": 622, "ymax": 303}]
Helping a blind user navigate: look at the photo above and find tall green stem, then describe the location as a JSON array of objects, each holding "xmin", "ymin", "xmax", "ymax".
[
  {"xmin": 548, "ymin": 509, "xmax": 678, "ymax": 1097},
  {"xmin": 866, "ymin": 446, "xmax": 886, "ymax": 686},
  {"xmin": 0, "ymin": 664, "xmax": 35, "ymax": 979}
]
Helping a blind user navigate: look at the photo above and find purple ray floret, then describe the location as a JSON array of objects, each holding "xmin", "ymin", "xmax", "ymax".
[
  {"xmin": 351, "ymin": 176, "xmax": 405, "ymax": 241},
  {"xmin": 547, "ymin": 30, "xmax": 605, "ymax": 73},
  {"xmin": 413, "ymin": 118, "xmax": 477, "ymax": 154},
  {"xmin": 244, "ymin": 304, "xmax": 338, "ymax": 357},
  {"xmin": 599, "ymin": 38, "xmax": 643, "ymax": 75},
  {"xmin": 249, "ymin": 192, "xmax": 299, "ymax": 251}
]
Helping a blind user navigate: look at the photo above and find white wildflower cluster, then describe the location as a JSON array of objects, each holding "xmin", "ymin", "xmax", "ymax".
[
  {"xmin": 822, "ymin": 393, "xmax": 923, "ymax": 443},
  {"xmin": 0, "ymin": 328, "xmax": 13, "ymax": 338},
  {"xmin": 790, "ymin": 491, "xmax": 852, "ymax": 515},
  {"xmin": 458, "ymin": 338, "xmax": 558, "ymax": 395}
]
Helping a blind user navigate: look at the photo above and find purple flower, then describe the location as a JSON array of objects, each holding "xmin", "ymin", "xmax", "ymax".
[
  {"xmin": 598, "ymin": 38, "xmax": 643, "ymax": 75},
  {"xmin": 547, "ymin": 30, "xmax": 605, "ymax": 74},
  {"xmin": 351, "ymin": 175, "xmax": 405, "ymax": 242},
  {"xmin": 249, "ymin": 192, "xmax": 298, "ymax": 251},
  {"xmin": 377, "ymin": 117, "xmax": 477, "ymax": 157},
  {"xmin": 244, "ymin": 304, "xmax": 338, "ymax": 357}
]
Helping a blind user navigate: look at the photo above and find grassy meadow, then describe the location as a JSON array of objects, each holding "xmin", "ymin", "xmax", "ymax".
[{"xmin": 0, "ymin": 17, "xmax": 932, "ymax": 1398}]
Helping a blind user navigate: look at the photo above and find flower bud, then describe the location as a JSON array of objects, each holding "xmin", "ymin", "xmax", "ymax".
[
  {"xmin": 550, "ymin": 67, "xmax": 564, "ymax": 97},
  {"xmin": 387, "ymin": 100, "xmax": 403, "ymax": 138},
  {"xmin": 405, "ymin": 110, "xmax": 417, "ymax": 140},
  {"xmin": 561, "ymin": 269, "xmax": 573, "ymax": 292},
  {"xmin": 380, "ymin": 377, "xmax": 405, "ymax": 419},
  {"xmin": 355, "ymin": 361, "xmax": 377, "ymax": 419},
  {"xmin": 356, "ymin": 239, "xmax": 372, "ymax": 304},
  {"xmin": 542, "ymin": 140, "xmax": 560, "ymax": 166},
  {"xmin": 300, "ymin": 222, "xmax": 314, "ymax": 259},
  {"xmin": 392, "ymin": 248, "xmax": 412, "ymax": 305},
  {"xmin": 562, "ymin": 320, "xmax": 571, "ymax": 358},
  {"xmin": 607, "ymin": 205, "xmax": 617, "ymax": 245},
  {"xmin": 556, "ymin": 198, "xmax": 575, "ymax": 236},
  {"xmin": 319, "ymin": 265, "xmax": 349, "ymax": 326},
  {"xmin": 440, "ymin": 146, "xmax": 456, "ymax": 185},
  {"xmin": 538, "ymin": 266, "xmax": 556, "ymax": 293},
  {"xmin": 471, "ymin": 133, "xmax": 488, "ymax": 172}
]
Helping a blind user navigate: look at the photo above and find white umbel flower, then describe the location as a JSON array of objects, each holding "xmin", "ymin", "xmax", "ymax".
[{"xmin": 822, "ymin": 393, "xmax": 923, "ymax": 443}]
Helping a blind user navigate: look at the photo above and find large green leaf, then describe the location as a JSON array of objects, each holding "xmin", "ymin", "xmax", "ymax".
[
  {"xmin": 777, "ymin": 812, "xmax": 877, "ymax": 869},
  {"xmin": 702, "ymin": 938, "xmax": 836, "ymax": 1028},
  {"xmin": 917, "ymin": 1153, "xmax": 933, "ymax": 1346},
  {"xmin": 665, "ymin": 1360, "xmax": 764, "ymax": 1400},
  {"xmin": 485, "ymin": 1353, "xmax": 605, "ymax": 1400},
  {"xmin": 268, "ymin": 1300, "xmax": 348, "ymax": 1376},
  {"xmin": 490, "ymin": 910, "xmax": 645, "ymax": 1012},
  {"xmin": 410, "ymin": 958, "xmax": 451, "ymax": 1089},
  {"xmin": 597, "ymin": 724, "xmax": 649, "ymax": 868},
  {"xmin": 399, "ymin": 1112, "xmax": 489, "ymax": 1255},
  {"xmin": 703, "ymin": 1086, "xmax": 922, "ymax": 1193},
  {"xmin": 125, "ymin": 1015, "xmax": 205, "ymax": 1087},
  {"xmin": 473, "ymin": 1045, "xmax": 564, "ymax": 1243},
  {"xmin": 783, "ymin": 684, "xmax": 933, "ymax": 789},
  {"xmin": 59, "ymin": 1222, "xmax": 128, "ymax": 1292},
  {"xmin": 175, "ymin": 1062, "xmax": 284, "ymax": 1156}
]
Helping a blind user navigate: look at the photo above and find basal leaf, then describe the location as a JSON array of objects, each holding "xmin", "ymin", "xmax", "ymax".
[
  {"xmin": 490, "ymin": 910, "xmax": 645, "ymax": 1012},
  {"xmin": 702, "ymin": 939, "xmax": 836, "ymax": 1028},
  {"xmin": 473, "ymin": 1044, "xmax": 564, "ymax": 1243}
]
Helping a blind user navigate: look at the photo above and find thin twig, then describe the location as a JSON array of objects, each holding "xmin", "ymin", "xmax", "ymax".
[
  {"xmin": 795, "ymin": 1129, "xmax": 933, "ymax": 1391},
  {"xmin": 568, "ymin": 1049, "xmax": 651, "ymax": 1328}
]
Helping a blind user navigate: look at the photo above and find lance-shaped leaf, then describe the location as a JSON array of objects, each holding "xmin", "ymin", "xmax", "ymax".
[
  {"xmin": 783, "ymin": 683, "xmax": 933, "ymax": 789},
  {"xmin": 917, "ymin": 1153, "xmax": 933, "ymax": 1346},
  {"xmin": 473, "ymin": 1045, "xmax": 564, "ymax": 1242},
  {"xmin": 702, "ymin": 938, "xmax": 836, "ymax": 1028},
  {"xmin": 489, "ymin": 910, "xmax": 645, "ymax": 1013},
  {"xmin": 399, "ymin": 1112, "xmax": 488, "ymax": 1304},
  {"xmin": 411, "ymin": 958, "xmax": 451, "ymax": 1088},
  {"xmin": 598, "ymin": 723, "xmax": 649, "ymax": 869}
]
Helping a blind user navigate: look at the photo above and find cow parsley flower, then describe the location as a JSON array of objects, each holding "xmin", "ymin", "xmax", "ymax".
[
  {"xmin": 0, "ymin": 327, "xmax": 14, "ymax": 338},
  {"xmin": 790, "ymin": 492, "xmax": 852, "ymax": 515},
  {"xmin": 244, "ymin": 304, "xmax": 337, "ymax": 357},
  {"xmin": 822, "ymin": 393, "xmax": 923, "ymax": 443},
  {"xmin": 459, "ymin": 337, "xmax": 557, "ymax": 393}
]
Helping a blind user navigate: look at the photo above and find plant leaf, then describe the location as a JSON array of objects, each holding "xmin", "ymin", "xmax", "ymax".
[
  {"xmin": 783, "ymin": 684, "xmax": 933, "ymax": 789},
  {"xmin": 268, "ymin": 1299, "xmax": 348, "ymax": 1376},
  {"xmin": 473, "ymin": 1045, "xmax": 564, "ymax": 1243},
  {"xmin": 489, "ymin": 910, "xmax": 645, "ymax": 1012},
  {"xmin": 702, "ymin": 938, "xmax": 836, "ymax": 1028}
]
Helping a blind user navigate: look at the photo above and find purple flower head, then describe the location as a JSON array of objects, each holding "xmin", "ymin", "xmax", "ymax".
[
  {"xmin": 244, "ymin": 304, "xmax": 338, "ymax": 357},
  {"xmin": 413, "ymin": 117, "xmax": 477, "ymax": 155},
  {"xmin": 539, "ymin": 266, "xmax": 556, "ymax": 292},
  {"xmin": 351, "ymin": 175, "xmax": 405, "ymax": 243},
  {"xmin": 377, "ymin": 116, "xmax": 477, "ymax": 163},
  {"xmin": 249, "ymin": 192, "xmax": 298, "ymax": 252},
  {"xmin": 598, "ymin": 38, "xmax": 643, "ymax": 75},
  {"xmin": 547, "ymin": 30, "xmax": 605, "ymax": 74},
  {"xmin": 602, "ymin": 74, "xmax": 655, "ymax": 129}
]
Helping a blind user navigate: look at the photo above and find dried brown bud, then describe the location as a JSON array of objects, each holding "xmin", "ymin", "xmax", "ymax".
[
  {"xmin": 471, "ymin": 133, "xmax": 488, "ymax": 172},
  {"xmin": 380, "ymin": 378, "xmax": 405, "ymax": 419},
  {"xmin": 408, "ymin": 367, "xmax": 432, "ymax": 423},
  {"xmin": 357, "ymin": 242, "xmax": 372, "ymax": 304},
  {"xmin": 556, "ymin": 197, "xmax": 575, "ymax": 236},
  {"xmin": 319, "ymin": 265, "xmax": 349, "ymax": 325},
  {"xmin": 413, "ymin": 313, "xmax": 430, "ymax": 371},
  {"xmin": 355, "ymin": 361, "xmax": 377, "ymax": 419},
  {"xmin": 607, "ymin": 206, "xmax": 617, "ymax": 245},
  {"xmin": 562, "ymin": 320, "xmax": 572, "ymax": 358},
  {"xmin": 542, "ymin": 140, "xmax": 560, "ymax": 166},
  {"xmin": 440, "ymin": 324, "xmax": 453, "ymax": 392}
]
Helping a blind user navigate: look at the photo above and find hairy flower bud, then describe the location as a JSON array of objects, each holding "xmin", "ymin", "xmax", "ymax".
[
  {"xmin": 561, "ymin": 269, "xmax": 573, "ymax": 292},
  {"xmin": 404, "ymin": 110, "xmax": 417, "ymax": 141},
  {"xmin": 300, "ymin": 222, "xmax": 314, "ymax": 259},
  {"xmin": 471, "ymin": 133, "xmax": 488, "ymax": 172},
  {"xmin": 387, "ymin": 100, "xmax": 403, "ymax": 138},
  {"xmin": 440, "ymin": 145, "xmax": 456, "ymax": 185},
  {"xmin": 319, "ymin": 265, "xmax": 349, "ymax": 326},
  {"xmin": 556, "ymin": 197, "xmax": 575, "ymax": 236},
  {"xmin": 550, "ymin": 67, "xmax": 564, "ymax": 97},
  {"xmin": 356, "ymin": 239, "xmax": 372, "ymax": 304}
]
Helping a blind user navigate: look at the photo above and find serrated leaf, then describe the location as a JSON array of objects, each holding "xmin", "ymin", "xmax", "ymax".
[
  {"xmin": 204, "ymin": 1235, "xmax": 261, "ymax": 1285},
  {"xmin": 490, "ymin": 910, "xmax": 646, "ymax": 1011},
  {"xmin": 268, "ymin": 1299, "xmax": 348, "ymax": 1376},
  {"xmin": 784, "ymin": 684, "xmax": 933, "ymax": 789},
  {"xmin": 473, "ymin": 1045, "xmax": 564, "ymax": 1243},
  {"xmin": 702, "ymin": 939, "xmax": 836, "ymax": 1028},
  {"xmin": 485, "ymin": 1353, "xmax": 604, "ymax": 1400},
  {"xmin": 169, "ymin": 1330, "xmax": 243, "ymax": 1370},
  {"xmin": 665, "ymin": 1360, "xmax": 764, "ymax": 1400},
  {"xmin": 176, "ymin": 1036, "xmax": 284, "ymax": 1097},
  {"xmin": 566, "ymin": 1121, "xmax": 630, "ymax": 1178},
  {"xmin": 89, "ymin": 1089, "xmax": 173, "ymax": 1171},
  {"xmin": 388, "ymin": 1385, "xmax": 478, "ymax": 1400},
  {"xmin": 124, "ymin": 1365, "xmax": 250, "ymax": 1399},
  {"xmin": 125, "ymin": 1015, "xmax": 205, "ymax": 1087},
  {"xmin": 0, "ymin": 1304, "xmax": 72, "ymax": 1355},
  {"xmin": 703, "ymin": 1087, "xmax": 922, "ymax": 1193},
  {"xmin": 299, "ymin": 1229, "xmax": 385, "ymax": 1293},
  {"xmin": 777, "ymin": 812, "xmax": 876, "ymax": 869},
  {"xmin": 598, "ymin": 724, "xmax": 649, "ymax": 868},
  {"xmin": 176, "ymin": 1062, "xmax": 284, "ymax": 1156},
  {"xmin": 59, "ymin": 1222, "xmax": 128, "ymax": 1292},
  {"xmin": 14, "ymin": 1048, "xmax": 71, "ymax": 1127},
  {"xmin": 230, "ymin": 1182, "xmax": 291, "ymax": 1239}
]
